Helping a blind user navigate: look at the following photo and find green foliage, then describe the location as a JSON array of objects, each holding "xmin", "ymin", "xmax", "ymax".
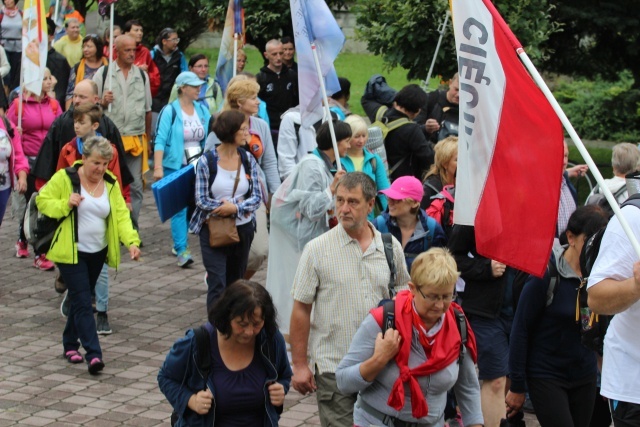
[
  {"xmin": 554, "ymin": 71, "xmax": 640, "ymax": 142},
  {"xmin": 116, "ymin": 0, "xmax": 210, "ymax": 51},
  {"xmin": 353, "ymin": 0, "xmax": 560, "ymax": 81}
]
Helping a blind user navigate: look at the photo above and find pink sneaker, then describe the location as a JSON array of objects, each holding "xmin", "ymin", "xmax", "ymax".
[
  {"xmin": 15, "ymin": 240, "xmax": 29, "ymax": 258},
  {"xmin": 34, "ymin": 254, "xmax": 55, "ymax": 271}
]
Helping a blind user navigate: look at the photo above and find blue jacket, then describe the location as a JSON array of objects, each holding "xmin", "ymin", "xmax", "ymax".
[
  {"xmin": 157, "ymin": 323, "xmax": 292, "ymax": 427},
  {"xmin": 341, "ymin": 149, "xmax": 390, "ymax": 220},
  {"xmin": 373, "ymin": 209, "xmax": 447, "ymax": 271},
  {"xmin": 154, "ymin": 100, "xmax": 211, "ymax": 171}
]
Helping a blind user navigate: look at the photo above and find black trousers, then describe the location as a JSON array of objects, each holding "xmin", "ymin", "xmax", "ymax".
[
  {"xmin": 610, "ymin": 400, "xmax": 640, "ymax": 427},
  {"xmin": 528, "ymin": 376, "xmax": 597, "ymax": 427}
]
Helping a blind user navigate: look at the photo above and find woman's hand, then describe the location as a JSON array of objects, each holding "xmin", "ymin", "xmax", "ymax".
[
  {"xmin": 373, "ymin": 329, "xmax": 401, "ymax": 363},
  {"xmin": 129, "ymin": 245, "xmax": 140, "ymax": 261},
  {"xmin": 212, "ymin": 200, "xmax": 238, "ymax": 217},
  {"xmin": 16, "ymin": 171, "xmax": 27, "ymax": 193},
  {"xmin": 68, "ymin": 193, "xmax": 83, "ymax": 208},
  {"xmin": 153, "ymin": 167, "xmax": 163, "ymax": 181},
  {"xmin": 15, "ymin": 126, "xmax": 23, "ymax": 136},
  {"xmin": 491, "ymin": 260, "xmax": 506, "ymax": 278},
  {"xmin": 268, "ymin": 382, "xmax": 285, "ymax": 406},
  {"xmin": 187, "ymin": 389, "xmax": 214, "ymax": 415},
  {"xmin": 505, "ymin": 391, "xmax": 525, "ymax": 418},
  {"xmin": 330, "ymin": 169, "xmax": 347, "ymax": 195}
]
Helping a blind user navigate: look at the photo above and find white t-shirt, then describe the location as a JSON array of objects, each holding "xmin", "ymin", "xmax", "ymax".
[
  {"xmin": 0, "ymin": 129, "xmax": 12, "ymax": 191},
  {"xmin": 182, "ymin": 110, "xmax": 205, "ymax": 165},
  {"xmin": 587, "ymin": 205, "xmax": 640, "ymax": 404},
  {"xmin": 210, "ymin": 163, "xmax": 251, "ymax": 226},
  {"xmin": 77, "ymin": 185, "xmax": 110, "ymax": 253}
]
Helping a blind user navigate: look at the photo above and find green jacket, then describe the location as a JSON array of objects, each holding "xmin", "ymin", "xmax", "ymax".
[{"xmin": 36, "ymin": 162, "xmax": 141, "ymax": 268}]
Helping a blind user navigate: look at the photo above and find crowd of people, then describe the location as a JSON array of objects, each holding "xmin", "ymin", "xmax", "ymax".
[{"xmin": 2, "ymin": 7, "xmax": 640, "ymax": 427}]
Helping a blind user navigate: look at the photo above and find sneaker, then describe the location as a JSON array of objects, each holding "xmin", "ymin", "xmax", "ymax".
[
  {"xmin": 177, "ymin": 250, "xmax": 194, "ymax": 268},
  {"xmin": 15, "ymin": 240, "xmax": 29, "ymax": 258},
  {"xmin": 34, "ymin": 254, "xmax": 55, "ymax": 271},
  {"xmin": 87, "ymin": 357, "xmax": 105, "ymax": 375},
  {"xmin": 54, "ymin": 272, "xmax": 67, "ymax": 294},
  {"xmin": 96, "ymin": 312, "xmax": 113, "ymax": 335},
  {"xmin": 171, "ymin": 248, "xmax": 178, "ymax": 256},
  {"xmin": 61, "ymin": 291, "xmax": 70, "ymax": 317}
]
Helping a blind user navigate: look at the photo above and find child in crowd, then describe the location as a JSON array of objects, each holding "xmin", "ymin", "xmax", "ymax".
[{"xmin": 56, "ymin": 103, "xmax": 130, "ymax": 335}]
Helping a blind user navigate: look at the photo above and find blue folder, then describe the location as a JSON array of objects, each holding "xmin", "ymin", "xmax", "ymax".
[{"xmin": 151, "ymin": 164, "xmax": 196, "ymax": 223}]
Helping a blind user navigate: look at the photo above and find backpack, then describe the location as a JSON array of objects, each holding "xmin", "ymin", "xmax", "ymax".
[
  {"xmin": 577, "ymin": 193, "xmax": 640, "ymax": 355},
  {"xmin": 375, "ymin": 215, "xmax": 437, "ymax": 262},
  {"xmin": 371, "ymin": 106, "xmax": 410, "ymax": 175},
  {"xmin": 381, "ymin": 233, "xmax": 397, "ymax": 298},
  {"xmin": 170, "ymin": 325, "xmax": 212, "ymax": 427},
  {"xmin": 204, "ymin": 147, "xmax": 253, "ymax": 198},
  {"xmin": 585, "ymin": 184, "xmax": 627, "ymax": 219},
  {"xmin": 23, "ymin": 167, "xmax": 81, "ymax": 254},
  {"xmin": 512, "ymin": 259, "xmax": 561, "ymax": 313},
  {"xmin": 425, "ymin": 90, "xmax": 459, "ymax": 142},
  {"xmin": 426, "ymin": 185, "xmax": 455, "ymax": 238},
  {"xmin": 373, "ymin": 300, "xmax": 469, "ymax": 364}
]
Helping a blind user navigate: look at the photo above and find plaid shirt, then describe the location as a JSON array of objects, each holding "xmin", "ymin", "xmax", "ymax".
[
  {"xmin": 188, "ymin": 149, "xmax": 262, "ymax": 234},
  {"xmin": 558, "ymin": 177, "xmax": 576, "ymax": 236}
]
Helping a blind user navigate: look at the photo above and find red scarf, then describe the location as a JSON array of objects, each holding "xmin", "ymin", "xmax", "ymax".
[{"xmin": 386, "ymin": 290, "xmax": 477, "ymax": 419}]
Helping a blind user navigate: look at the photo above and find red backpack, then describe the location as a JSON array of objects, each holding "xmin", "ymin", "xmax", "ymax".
[{"xmin": 426, "ymin": 185, "xmax": 455, "ymax": 238}]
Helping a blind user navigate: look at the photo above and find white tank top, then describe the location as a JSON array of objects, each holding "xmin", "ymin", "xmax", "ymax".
[{"xmin": 77, "ymin": 185, "xmax": 110, "ymax": 253}]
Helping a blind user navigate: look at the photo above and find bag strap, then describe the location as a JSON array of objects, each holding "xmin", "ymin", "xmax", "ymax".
[
  {"xmin": 424, "ymin": 215, "xmax": 436, "ymax": 251},
  {"xmin": 193, "ymin": 325, "xmax": 212, "ymax": 390},
  {"xmin": 381, "ymin": 299, "xmax": 395, "ymax": 336},
  {"xmin": 545, "ymin": 259, "xmax": 560, "ymax": 307},
  {"xmin": 230, "ymin": 154, "xmax": 242, "ymax": 198},
  {"xmin": 381, "ymin": 233, "xmax": 397, "ymax": 298},
  {"xmin": 452, "ymin": 307, "xmax": 467, "ymax": 364},
  {"xmin": 64, "ymin": 167, "xmax": 81, "ymax": 243},
  {"xmin": 388, "ymin": 157, "xmax": 406, "ymax": 175}
]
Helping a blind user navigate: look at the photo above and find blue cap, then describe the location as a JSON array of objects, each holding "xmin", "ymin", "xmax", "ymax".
[{"xmin": 175, "ymin": 71, "xmax": 206, "ymax": 87}]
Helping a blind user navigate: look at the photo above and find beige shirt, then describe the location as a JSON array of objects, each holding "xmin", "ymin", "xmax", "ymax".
[
  {"xmin": 292, "ymin": 223, "xmax": 409, "ymax": 374},
  {"xmin": 93, "ymin": 63, "xmax": 152, "ymax": 136}
]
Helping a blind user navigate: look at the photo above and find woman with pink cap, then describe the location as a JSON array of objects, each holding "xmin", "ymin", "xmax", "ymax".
[{"xmin": 373, "ymin": 175, "xmax": 446, "ymax": 270}]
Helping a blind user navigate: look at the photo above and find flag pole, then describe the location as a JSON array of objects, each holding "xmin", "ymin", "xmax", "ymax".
[
  {"xmin": 107, "ymin": 2, "xmax": 114, "ymax": 112},
  {"xmin": 53, "ymin": 0, "xmax": 59, "ymax": 28},
  {"xmin": 233, "ymin": 34, "xmax": 238, "ymax": 78},
  {"xmin": 311, "ymin": 42, "xmax": 342, "ymax": 171},
  {"xmin": 518, "ymin": 50, "xmax": 640, "ymax": 258},
  {"xmin": 423, "ymin": 10, "xmax": 450, "ymax": 91}
]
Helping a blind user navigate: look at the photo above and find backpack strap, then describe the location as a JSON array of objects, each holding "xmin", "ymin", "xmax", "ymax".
[
  {"xmin": 452, "ymin": 307, "xmax": 467, "ymax": 364},
  {"xmin": 205, "ymin": 150, "xmax": 217, "ymax": 189},
  {"xmin": 193, "ymin": 324, "xmax": 212, "ymax": 390},
  {"xmin": 375, "ymin": 106, "xmax": 388, "ymax": 122},
  {"xmin": 1, "ymin": 115, "xmax": 14, "ymax": 139},
  {"xmin": 545, "ymin": 258, "xmax": 560, "ymax": 307},
  {"xmin": 381, "ymin": 233, "xmax": 397, "ymax": 298},
  {"xmin": 238, "ymin": 147, "xmax": 253, "ymax": 198},
  {"xmin": 64, "ymin": 167, "xmax": 81, "ymax": 243},
  {"xmin": 381, "ymin": 299, "xmax": 396, "ymax": 336},
  {"xmin": 101, "ymin": 65, "xmax": 146, "ymax": 94}
]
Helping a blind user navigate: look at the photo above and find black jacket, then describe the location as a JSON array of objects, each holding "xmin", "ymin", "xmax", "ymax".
[
  {"xmin": 151, "ymin": 46, "xmax": 184, "ymax": 112},
  {"xmin": 256, "ymin": 66, "xmax": 298, "ymax": 130},
  {"xmin": 415, "ymin": 89, "xmax": 459, "ymax": 143},
  {"xmin": 448, "ymin": 225, "xmax": 507, "ymax": 319},
  {"xmin": 361, "ymin": 97, "xmax": 434, "ymax": 182},
  {"xmin": 46, "ymin": 48, "xmax": 71, "ymax": 111},
  {"xmin": 32, "ymin": 107, "xmax": 133, "ymax": 186}
]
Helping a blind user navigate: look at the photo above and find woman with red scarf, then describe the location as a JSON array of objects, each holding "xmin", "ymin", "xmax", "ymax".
[{"xmin": 337, "ymin": 248, "xmax": 483, "ymax": 427}]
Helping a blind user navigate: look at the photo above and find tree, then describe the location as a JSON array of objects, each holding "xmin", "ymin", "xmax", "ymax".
[
  {"xmin": 353, "ymin": 0, "xmax": 560, "ymax": 81},
  {"xmin": 544, "ymin": 0, "xmax": 640, "ymax": 88},
  {"xmin": 203, "ymin": 0, "xmax": 347, "ymax": 56},
  {"xmin": 115, "ymin": 0, "xmax": 211, "ymax": 52},
  {"xmin": 71, "ymin": 0, "xmax": 96, "ymax": 20}
]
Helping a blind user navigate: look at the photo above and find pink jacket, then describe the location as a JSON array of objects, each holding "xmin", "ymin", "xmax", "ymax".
[
  {"xmin": 7, "ymin": 95, "xmax": 62, "ymax": 157},
  {"xmin": 1, "ymin": 118, "xmax": 29, "ymax": 187}
]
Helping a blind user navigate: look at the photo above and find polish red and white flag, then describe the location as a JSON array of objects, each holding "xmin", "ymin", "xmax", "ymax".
[{"xmin": 451, "ymin": 0, "xmax": 565, "ymax": 277}]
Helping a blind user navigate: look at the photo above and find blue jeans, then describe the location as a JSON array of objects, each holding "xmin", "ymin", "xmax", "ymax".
[
  {"xmin": 0, "ymin": 187, "xmax": 10, "ymax": 226},
  {"xmin": 58, "ymin": 248, "xmax": 107, "ymax": 361},
  {"xmin": 94, "ymin": 264, "xmax": 109, "ymax": 312},
  {"xmin": 199, "ymin": 221, "xmax": 254, "ymax": 312},
  {"xmin": 165, "ymin": 167, "xmax": 189, "ymax": 254}
]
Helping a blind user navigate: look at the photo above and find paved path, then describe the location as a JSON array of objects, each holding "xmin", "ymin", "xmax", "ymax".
[{"xmin": 0, "ymin": 186, "xmax": 539, "ymax": 426}]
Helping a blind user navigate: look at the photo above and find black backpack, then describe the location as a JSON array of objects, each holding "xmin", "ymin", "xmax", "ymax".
[{"xmin": 577, "ymin": 193, "xmax": 640, "ymax": 355}]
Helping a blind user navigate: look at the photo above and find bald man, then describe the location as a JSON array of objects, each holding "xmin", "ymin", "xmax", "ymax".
[{"xmin": 93, "ymin": 34, "xmax": 152, "ymax": 230}]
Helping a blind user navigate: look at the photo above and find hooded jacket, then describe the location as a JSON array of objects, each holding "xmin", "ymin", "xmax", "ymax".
[
  {"xmin": 150, "ymin": 45, "xmax": 188, "ymax": 112},
  {"xmin": 7, "ymin": 95, "xmax": 62, "ymax": 156}
]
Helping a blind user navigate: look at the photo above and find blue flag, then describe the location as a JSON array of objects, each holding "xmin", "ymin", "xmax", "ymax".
[
  {"xmin": 290, "ymin": 0, "xmax": 345, "ymax": 126},
  {"xmin": 216, "ymin": 0, "xmax": 244, "ymax": 95}
]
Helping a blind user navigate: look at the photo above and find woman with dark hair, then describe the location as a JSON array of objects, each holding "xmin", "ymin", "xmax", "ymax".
[
  {"xmin": 158, "ymin": 279, "xmax": 292, "ymax": 427},
  {"xmin": 506, "ymin": 205, "xmax": 608, "ymax": 427},
  {"xmin": 65, "ymin": 34, "xmax": 108, "ymax": 110},
  {"xmin": 189, "ymin": 110, "xmax": 262, "ymax": 311},
  {"xmin": 150, "ymin": 28, "xmax": 187, "ymax": 125},
  {"xmin": 266, "ymin": 120, "xmax": 351, "ymax": 335},
  {"xmin": 169, "ymin": 54, "xmax": 223, "ymax": 116}
]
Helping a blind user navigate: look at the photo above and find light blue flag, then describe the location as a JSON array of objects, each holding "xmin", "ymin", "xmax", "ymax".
[
  {"xmin": 216, "ymin": 0, "xmax": 244, "ymax": 95},
  {"xmin": 290, "ymin": 0, "xmax": 345, "ymax": 127}
]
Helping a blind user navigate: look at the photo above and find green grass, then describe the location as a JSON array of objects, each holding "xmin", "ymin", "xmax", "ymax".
[{"xmin": 185, "ymin": 46, "xmax": 439, "ymax": 117}]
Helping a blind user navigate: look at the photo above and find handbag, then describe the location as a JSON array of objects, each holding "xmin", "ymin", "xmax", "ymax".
[{"xmin": 207, "ymin": 155, "xmax": 241, "ymax": 248}]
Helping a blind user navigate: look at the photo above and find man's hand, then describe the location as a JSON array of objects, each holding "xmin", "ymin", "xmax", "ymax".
[
  {"xmin": 505, "ymin": 391, "xmax": 525, "ymax": 418},
  {"xmin": 291, "ymin": 364, "xmax": 316, "ymax": 395},
  {"xmin": 102, "ymin": 90, "xmax": 114, "ymax": 106},
  {"xmin": 566, "ymin": 164, "xmax": 588, "ymax": 179},
  {"xmin": 137, "ymin": 63, "xmax": 148, "ymax": 72},
  {"xmin": 491, "ymin": 260, "xmax": 507, "ymax": 278},
  {"xmin": 425, "ymin": 118, "xmax": 440, "ymax": 134}
]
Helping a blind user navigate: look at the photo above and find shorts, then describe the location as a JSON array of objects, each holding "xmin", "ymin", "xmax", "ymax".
[{"xmin": 467, "ymin": 313, "xmax": 512, "ymax": 380}]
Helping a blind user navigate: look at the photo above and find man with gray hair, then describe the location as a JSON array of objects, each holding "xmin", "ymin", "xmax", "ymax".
[
  {"xmin": 53, "ymin": 18, "xmax": 83, "ymax": 67},
  {"xmin": 290, "ymin": 172, "xmax": 409, "ymax": 426},
  {"xmin": 257, "ymin": 39, "xmax": 298, "ymax": 146},
  {"xmin": 587, "ymin": 142, "xmax": 640, "ymax": 206}
]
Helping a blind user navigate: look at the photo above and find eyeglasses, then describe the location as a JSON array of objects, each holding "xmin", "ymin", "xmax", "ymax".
[
  {"xmin": 167, "ymin": 38, "xmax": 180, "ymax": 43},
  {"xmin": 417, "ymin": 287, "xmax": 456, "ymax": 303},
  {"xmin": 239, "ymin": 126, "xmax": 250, "ymax": 133},
  {"xmin": 193, "ymin": 64, "xmax": 209, "ymax": 69}
]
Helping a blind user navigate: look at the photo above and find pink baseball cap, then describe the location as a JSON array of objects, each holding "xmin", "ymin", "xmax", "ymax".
[{"xmin": 379, "ymin": 176, "xmax": 424, "ymax": 201}]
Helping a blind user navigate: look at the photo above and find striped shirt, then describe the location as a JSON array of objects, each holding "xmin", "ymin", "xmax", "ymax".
[{"xmin": 292, "ymin": 223, "xmax": 410, "ymax": 374}]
